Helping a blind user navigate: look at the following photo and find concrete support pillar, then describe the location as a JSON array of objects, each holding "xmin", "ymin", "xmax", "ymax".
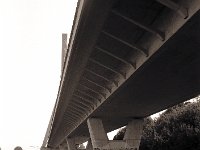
[
  {"xmin": 87, "ymin": 118, "xmax": 144, "ymax": 150},
  {"xmin": 124, "ymin": 119, "xmax": 144, "ymax": 150},
  {"xmin": 66, "ymin": 138, "xmax": 77, "ymax": 150},
  {"xmin": 87, "ymin": 118, "xmax": 109, "ymax": 149},
  {"xmin": 86, "ymin": 139, "xmax": 93, "ymax": 150}
]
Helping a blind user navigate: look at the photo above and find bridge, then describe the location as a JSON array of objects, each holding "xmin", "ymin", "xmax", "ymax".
[{"xmin": 41, "ymin": 0, "xmax": 200, "ymax": 149}]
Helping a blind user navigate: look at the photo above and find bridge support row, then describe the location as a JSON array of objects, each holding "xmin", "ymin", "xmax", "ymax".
[
  {"xmin": 51, "ymin": 118, "xmax": 144, "ymax": 150},
  {"xmin": 87, "ymin": 118, "xmax": 144, "ymax": 150}
]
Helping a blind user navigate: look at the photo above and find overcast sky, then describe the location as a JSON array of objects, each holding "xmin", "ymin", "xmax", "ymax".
[{"xmin": 1, "ymin": 0, "xmax": 77, "ymax": 149}]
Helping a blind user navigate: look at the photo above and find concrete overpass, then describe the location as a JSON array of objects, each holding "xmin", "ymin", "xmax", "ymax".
[{"xmin": 42, "ymin": 0, "xmax": 200, "ymax": 149}]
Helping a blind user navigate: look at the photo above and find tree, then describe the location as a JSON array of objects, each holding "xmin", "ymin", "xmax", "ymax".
[
  {"xmin": 14, "ymin": 146, "xmax": 23, "ymax": 150},
  {"xmin": 138, "ymin": 117, "xmax": 155, "ymax": 150},
  {"xmin": 153, "ymin": 101, "xmax": 200, "ymax": 150},
  {"xmin": 113, "ymin": 99, "xmax": 200, "ymax": 150}
]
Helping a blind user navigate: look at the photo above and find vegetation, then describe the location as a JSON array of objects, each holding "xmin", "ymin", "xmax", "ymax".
[
  {"xmin": 114, "ymin": 99, "xmax": 200, "ymax": 150},
  {"xmin": 14, "ymin": 146, "xmax": 23, "ymax": 150}
]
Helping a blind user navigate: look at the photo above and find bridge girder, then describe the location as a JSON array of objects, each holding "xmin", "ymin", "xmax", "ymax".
[{"xmin": 42, "ymin": 0, "xmax": 200, "ymax": 149}]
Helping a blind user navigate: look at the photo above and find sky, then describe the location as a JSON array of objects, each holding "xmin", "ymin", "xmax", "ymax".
[{"xmin": 1, "ymin": 0, "xmax": 78, "ymax": 149}]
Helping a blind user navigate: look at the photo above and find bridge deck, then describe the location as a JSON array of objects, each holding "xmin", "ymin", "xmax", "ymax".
[
  {"xmin": 44, "ymin": 0, "xmax": 200, "ymax": 148},
  {"xmin": 70, "ymin": 12, "xmax": 200, "ymax": 137}
]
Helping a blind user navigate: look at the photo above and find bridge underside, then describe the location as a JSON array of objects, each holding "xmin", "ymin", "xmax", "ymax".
[
  {"xmin": 46, "ymin": 0, "xmax": 200, "ymax": 148},
  {"xmin": 69, "ymin": 11, "xmax": 200, "ymax": 138}
]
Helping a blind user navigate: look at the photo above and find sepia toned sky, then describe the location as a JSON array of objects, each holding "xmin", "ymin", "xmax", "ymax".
[{"xmin": 1, "ymin": 0, "xmax": 77, "ymax": 149}]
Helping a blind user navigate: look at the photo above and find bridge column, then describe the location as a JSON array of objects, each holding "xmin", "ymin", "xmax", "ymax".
[
  {"xmin": 66, "ymin": 138, "xmax": 77, "ymax": 150},
  {"xmin": 86, "ymin": 139, "xmax": 93, "ymax": 150},
  {"xmin": 123, "ymin": 119, "xmax": 144, "ymax": 150},
  {"xmin": 87, "ymin": 118, "xmax": 109, "ymax": 149},
  {"xmin": 87, "ymin": 118, "xmax": 144, "ymax": 150}
]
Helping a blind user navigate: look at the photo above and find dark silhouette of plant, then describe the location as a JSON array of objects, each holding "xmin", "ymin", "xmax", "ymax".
[
  {"xmin": 114, "ymin": 98, "xmax": 200, "ymax": 150},
  {"xmin": 14, "ymin": 146, "xmax": 23, "ymax": 150}
]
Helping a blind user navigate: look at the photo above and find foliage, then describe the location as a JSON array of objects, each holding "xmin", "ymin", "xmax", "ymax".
[
  {"xmin": 153, "ymin": 100, "xmax": 200, "ymax": 150},
  {"xmin": 113, "ymin": 126, "xmax": 126, "ymax": 140},
  {"xmin": 113, "ymin": 99, "xmax": 200, "ymax": 150},
  {"xmin": 14, "ymin": 146, "xmax": 23, "ymax": 150},
  {"xmin": 138, "ymin": 117, "xmax": 155, "ymax": 150}
]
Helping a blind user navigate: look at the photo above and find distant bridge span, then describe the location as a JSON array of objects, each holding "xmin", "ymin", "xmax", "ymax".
[{"xmin": 42, "ymin": 0, "xmax": 200, "ymax": 149}]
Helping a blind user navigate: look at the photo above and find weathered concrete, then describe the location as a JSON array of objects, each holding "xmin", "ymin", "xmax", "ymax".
[
  {"xmin": 87, "ymin": 118, "xmax": 144, "ymax": 150},
  {"xmin": 124, "ymin": 119, "xmax": 144, "ymax": 149},
  {"xmin": 87, "ymin": 118, "xmax": 109, "ymax": 148},
  {"xmin": 66, "ymin": 138, "xmax": 77, "ymax": 150},
  {"xmin": 43, "ymin": 0, "xmax": 200, "ymax": 148}
]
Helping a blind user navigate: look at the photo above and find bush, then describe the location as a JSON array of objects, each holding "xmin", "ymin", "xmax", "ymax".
[{"xmin": 114, "ymin": 99, "xmax": 200, "ymax": 150}]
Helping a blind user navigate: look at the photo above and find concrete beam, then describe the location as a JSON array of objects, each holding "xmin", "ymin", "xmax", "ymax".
[
  {"xmin": 111, "ymin": 10, "xmax": 165, "ymax": 41},
  {"xmin": 156, "ymin": 0, "xmax": 188, "ymax": 18}
]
